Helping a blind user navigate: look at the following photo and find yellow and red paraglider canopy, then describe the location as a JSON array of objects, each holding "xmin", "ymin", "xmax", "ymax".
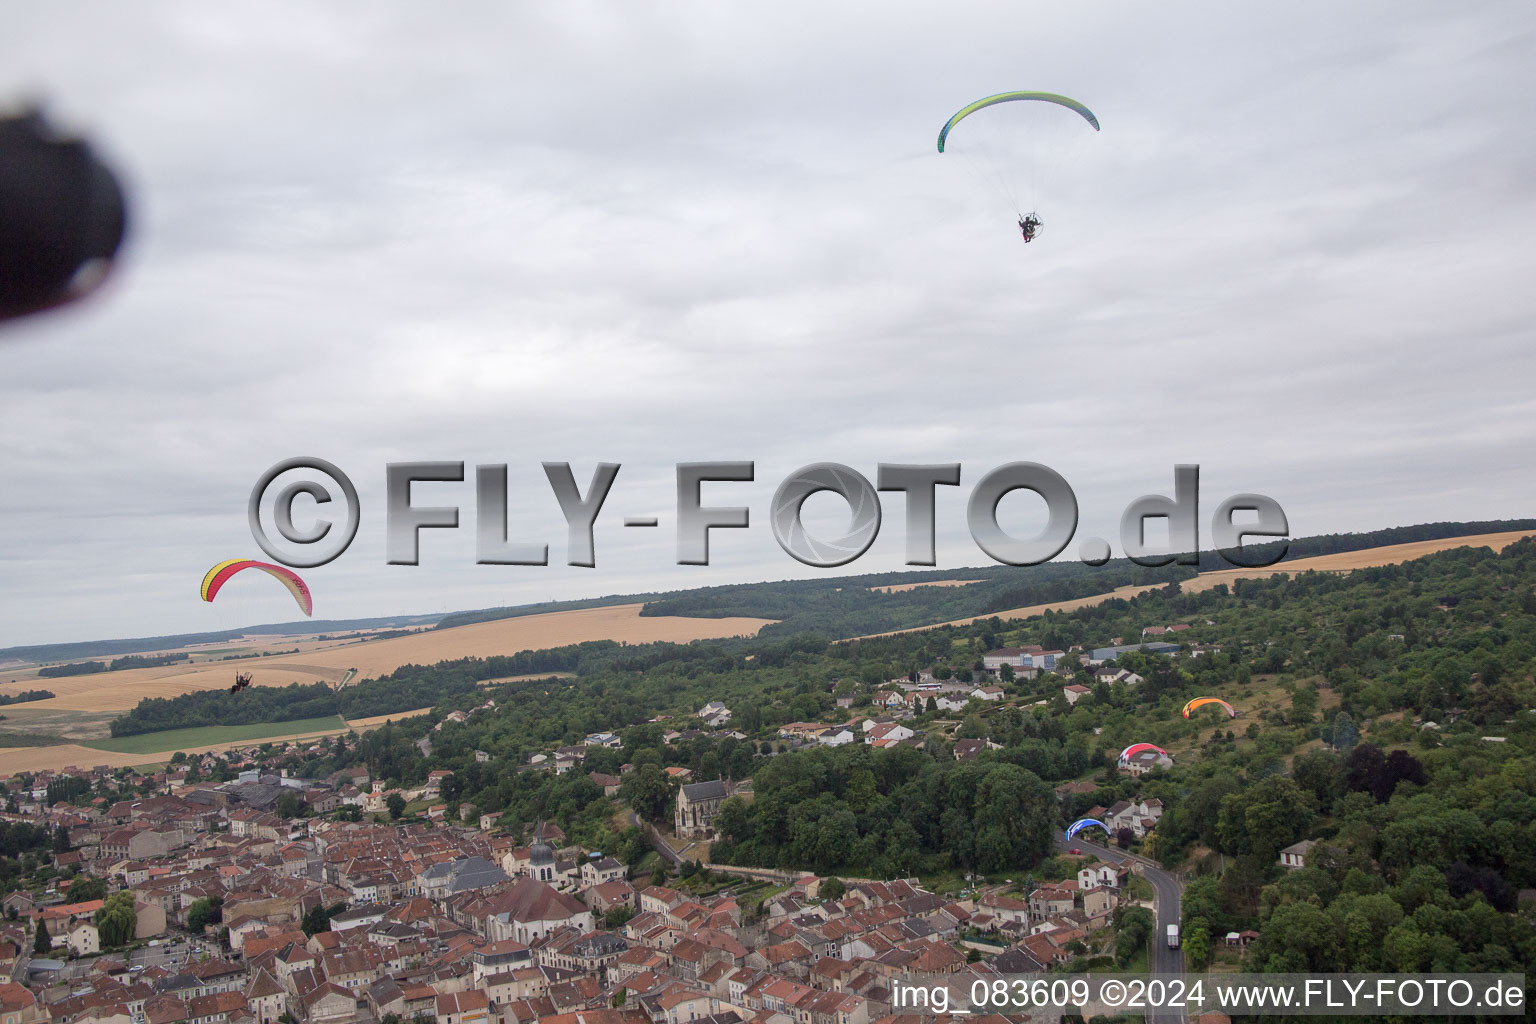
[
  {"xmin": 200, "ymin": 559, "xmax": 313, "ymax": 617},
  {"xmin": 1182, "ymin": 697, "xmax": 1235, "ymax": 719}
]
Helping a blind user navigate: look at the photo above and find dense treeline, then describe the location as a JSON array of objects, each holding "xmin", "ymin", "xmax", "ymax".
[
  {"xmin": 38, "ymin": 660, "xmax": 106, "ymax": 677},
  {"xmin": 107, "ymin": 652, "xmax": 189, "ymax": 671},
  {"xmin": 0, "ymin": 822, "xmax": 59, "ymax": 858},
  {"xmin": 109, "ymin": 682, "xmax": 345, "ymax": 736},
  {"xmin": 0, "ymin": 689, "xmax": 54, "ymax": 705}
]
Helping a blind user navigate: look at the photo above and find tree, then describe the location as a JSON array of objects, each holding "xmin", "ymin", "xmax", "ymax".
[
  {"xmin": 275, "ymin": 790, "xmax": 304, "ymax": 819},
  {"xmin": 385, "ymin": 793, "xmax": 406, "ymax": 820},
  {"xmin": 188, "ymin": 896, "xmax": 223, "ymax": 933},
  {"xmin": 820, "ymin": 876, "xmax": 846, "ymax": 900},
  {"xmin": 1114, "ymin": 906, "xmax": 1152, "ymax": 967},
  {"xmin": 713, "ymin": 797, "xmax": 751, "ymax": 844},
  {"xmin": 68, "ymin": 875, "xmax": 107, "ymax": 902},
  {"xmin": 1183, "ymin": 919, "xmax": 1211, "ymax": 968},
  {"xmin": 33, "ymin": 919, "xmax": 51, "ymax": 954},
  {"xmin": 95, "ymin": 891, "xmax": 137, "ymax": 948},
  {"xmin": 302, "ymin": 901, "xmax": 345, "ymax": 937},
  {"xmin": 623, "ymin": 764, "xmax": 675, "ymax": 825}
]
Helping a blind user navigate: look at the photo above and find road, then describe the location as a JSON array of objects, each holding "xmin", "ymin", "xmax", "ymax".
[{"xmin": 1057, "ymin": 836, "xmax": 1187, "ymax": 1024}]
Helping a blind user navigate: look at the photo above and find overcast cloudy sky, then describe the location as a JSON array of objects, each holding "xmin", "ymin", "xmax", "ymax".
[{"xmin": 3, "ymin": 1, "xmax": 1534, "ymax": 647}]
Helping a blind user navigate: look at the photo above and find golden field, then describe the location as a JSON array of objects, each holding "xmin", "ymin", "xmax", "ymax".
[
  {"xmin": 0, "ymin": 603, "xmax": 772, "ymax": 713},
  {"xmin": 852, "ymin": 582, "xmax": 1162, "ymax": 640},
  {"xmin": 1180, "ymin": 530, "xmax": 1536, "ymax": 593},
  {"xmin": 344, "ymin": 708, "xmax": 435, "ymax": 729}
]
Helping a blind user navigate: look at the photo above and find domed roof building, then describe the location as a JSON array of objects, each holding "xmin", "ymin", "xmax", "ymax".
[{"xmin": 529, "ymin": 821, "xmax": 555, "ymax": 882}]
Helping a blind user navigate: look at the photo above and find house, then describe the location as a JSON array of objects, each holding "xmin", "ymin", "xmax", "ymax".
[
  {"xmin": 1119, "ymin": 747, "xmax": 1173, "ymax": 776},
  {"xmin": 1082, "ymin": 886, "xmax": 1116, "ymax": 921},
  {"xmin": 953, "ymin": 739, "xmax": 986, "ymax": 762},
  {"xmin": 1278, "ymin": 839, "xmax": 1315, "ymax": 870},
  {"xmin": 244, "ymin": 971, "xmax": 286, "ymax": 1024},
  {"xmin": 817, "ymin": 728, "xmax": 857, "ymax": 747},
  {"xmin": 434, "ymin": 990, "xmax": 489, "ymax": 1024},
  {"xmin": 1104, "ymin": 798, "xmax": 1164, "ymax": 838},
  {"xmin": 580, "ymin": 856, "xmax": 624, "ymax": 890},
  {"xmin": 675, "ymin": 779, "xmax": 729, "ymax": 838},
  {"xmin": 588, "ymin": 773, "xmax": 622, "ymax": 797},
  {"xmin": 1027, "ymin": 886, "xmax": 1074, "ymax": 920},
  {"xmin": 1094, "ymin": 667, "xmax": 1145, "ymax": 687},
  {"xmin": 970, "ymin": 686, "xmax": 1005, "ymax": 702},
  {"xmin": 0, "ymin": 982, "xmax": 48, "ymax": 1024},
  {"xmin": 697, "ymin": 701, "xmax": 731, "ymax": 722},
  {"xmin": 864, "ymin": 723, "xmax": 914, "ymax": 746},
  {"xmin": 298, "ymin": 984, "xmax": 355, "ymax": 1024},
  {"xmin": 1077, "ymin": 864, "xmax": 1124, "ymax": 890},
  {"xmin": 1062, "ymin": 684, "xmax": 1091, "ymax": 705}
]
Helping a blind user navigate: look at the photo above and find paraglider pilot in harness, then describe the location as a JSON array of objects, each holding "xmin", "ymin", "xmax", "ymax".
[{"xmin": 1018, "ymin": 213, "xmax": 1041, "ymax": 242}]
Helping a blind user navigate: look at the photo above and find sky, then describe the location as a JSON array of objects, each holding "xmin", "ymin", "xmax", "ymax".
[{"xmin": 2, "ymin": 1, "xmax": 1534, "ymax": 647}]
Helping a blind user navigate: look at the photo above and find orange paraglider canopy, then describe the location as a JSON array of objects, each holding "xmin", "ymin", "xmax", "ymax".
[
  {"xmin": 200, "ymin": 559, "xmax": 312, "ymax": 616},
  {"xmin": 1181, "ymin": 697, "xmax": 1235, "ymax": 719}
]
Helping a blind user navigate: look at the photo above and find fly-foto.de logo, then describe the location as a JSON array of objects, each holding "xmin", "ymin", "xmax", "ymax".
[{"xmin": 245, "ymin": 459, "xmax": 1288, "ymax": 571}]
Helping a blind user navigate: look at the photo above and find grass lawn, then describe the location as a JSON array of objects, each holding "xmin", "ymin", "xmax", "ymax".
[
  {"xmin": 81, "ymin": 715, "xmax": 347, "ymax": 754},
  {"xmin": 0, "ymin": 730, "xmax": 68, "ymax": 746}
]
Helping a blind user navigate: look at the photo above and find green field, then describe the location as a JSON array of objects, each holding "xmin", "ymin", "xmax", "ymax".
[{"xmin": 81, "ymin": 715, "xmax": 347, "ymax": 754}]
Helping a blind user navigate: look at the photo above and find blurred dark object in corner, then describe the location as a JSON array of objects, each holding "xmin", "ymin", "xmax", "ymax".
[{"xmin": 0, "ymin": 105, "xmax": 128, "ymax": 324}]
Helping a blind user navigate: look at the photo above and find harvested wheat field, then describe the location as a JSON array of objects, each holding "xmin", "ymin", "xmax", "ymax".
[
  {"xmin": 0, "ymin": 603, "xmax": 773, "ymax": 713},
  {"xmin": 849, "ymin": 582, "xmax": 1162, "ymax": 640},
  {"xmin": 870, "ymin": 579, "xmax": 983, "ymax": 593},
  {"xmin": 345, "ymin": 708, "xmax": 435, "ymax": 729},
  {"xmin": 1183, "ymin": 530, "xmax": 1536, "ymax": 593}
]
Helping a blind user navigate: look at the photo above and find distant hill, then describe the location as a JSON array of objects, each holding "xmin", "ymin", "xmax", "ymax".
[
  {"xmin": 9, "ymin": 518, "xmax": 1532, "ymax": 663},
  {"xmin": 0, "ymin": 613, "xmax": 442, "ymax": 665}
]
